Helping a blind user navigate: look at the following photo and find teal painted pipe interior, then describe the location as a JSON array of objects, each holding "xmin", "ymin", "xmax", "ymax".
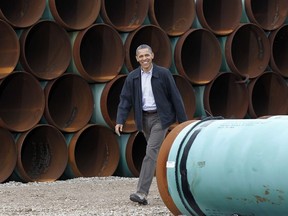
[
  {"xmin": 166, "ymin": 117, "xmax": 288, "ymax": 215},
  {"xmin": 90, "ymin": 83, "xmax": 107, "ymax": 127}
]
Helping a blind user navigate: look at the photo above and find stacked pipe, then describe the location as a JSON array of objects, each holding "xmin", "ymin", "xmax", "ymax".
[{"xmin": 0, "ymin": 0, "xmax": 287, "ymax": 188}]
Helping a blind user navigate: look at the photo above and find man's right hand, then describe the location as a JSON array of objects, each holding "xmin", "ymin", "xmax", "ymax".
[{"xmin": 115, "ymin": 124, "xmax": 123, "ymax": 136}]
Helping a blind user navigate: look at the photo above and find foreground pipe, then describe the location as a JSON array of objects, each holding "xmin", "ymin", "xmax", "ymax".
[
  {"xmin": 171, "ymin": 28, "xmax": 222, "ymax": 84},
  {"xmin": 44, "ymin": 73, "xmax": 94, "ymax": 133},
  {"xmin": 220, "ymin": 23, "xmax": 270, "ymax": 79},
  {"xmin": 44, "ymin": 0, "xmax": 101, "ymax": 30},
  {"xmin": 100, "ymin": 0, "xmax": 149, "ymax": 32},
  {"xmin": 69, "ymin": 23, "xmax": 124, "ymax": 83},
  {"xmin": 19, "ymin": 20, "xmax": 72, "ymax": 80},
  {"xmin": 248, "ymin": 71, "xmax": 288, "ymax": 118},
  {"xmin": 0, "ymin": 128, "xmax": 17, "ymax": 183},
  {"xmin": 14, "ymin": 124, "xmax": 68, "ymax": 182},
  {"xmin": 91, "ymin": 75, "xmax": 136, "ymax": 133},
  {"xmin": 123, "ymin": 24, "xmax": 172, "ymax": 72},
  {"xmin": 269, "ymin": 24, "xmax": 288, "ymax": 78},
  {"xmin": 148, "ymin": 0, "xmax": 196, "ymax": 36},
  {"xmin": 0, "ymin": 71, "xmax": 45, "ymax": 132},
  {"xmin": 159, "ymin": 117, "xmax": 288, "ymax": 215},
  {"xmin": 64, "ymin": 124, "xmax": 120, "ymax": 178},
  {"xmin": 0, "ymin": 0, "xmax": 46, "ymax": 28},
  {"xmin": 0, "ymin": 19, "xmax": 20, "ymax": 79},
  {"xmin": 194, "ymin": 0, "xmax": 243, "ymax": 35},
  {"xmin": 194, "ymin": 72, "xmax": 249, "ymax": 119},
  {"xmin": 241, "ymin": 0, "xmax": 288, "ymax": 31},
  {"xmin": 114, "ymin": 131, "xmax": 147, "ymax": 177}
]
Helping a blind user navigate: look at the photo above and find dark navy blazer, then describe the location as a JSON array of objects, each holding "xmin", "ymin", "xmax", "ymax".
[{"xmin": 116, "ymin": 64, "xmax": 188, "ymax": 131}]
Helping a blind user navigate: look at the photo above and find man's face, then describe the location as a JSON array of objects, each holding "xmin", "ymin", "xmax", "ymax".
[{"xmin": 135, "ymin": 48, "xmax": 154, "ymax": 72}]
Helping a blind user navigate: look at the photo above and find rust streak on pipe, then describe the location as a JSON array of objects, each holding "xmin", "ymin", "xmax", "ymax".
[
  {"xmin": 0, "ymin": 71, "xmax": 45, "ymax": 132},
  {"xmin": 148, "ymin": 0, "xmax": 196, "ymax": 36},
  {"xmin": 0, "ymin": 0, "xmax": 46, "ymax": 28},
  {"xmin": 0, "ymin": 19, "xmax": 20, "ymax": 79},
  {"xmin": 0, "ymin": 128, "xmax": 17, "ymax": 183},
  {"xmin": 15, "ymin": 124, "xmax": 68, "ymax": 182},
  {"xmin": 248, "ymin": 71, "xmax": 288, "ymax": 118},
  {"xmin": 124, "ymin": 24, "xmax": 172, "ymax": 72},
  {"xmin": 71, "ymin": 23, "xmax": 124, "ymax": 83},
  {"xmin": 44, "ymin": 74, "xmax": 94, "ymax": 133},
  {"xmin": 19, "ymin": 20, "xmax": 72, "ymax": 80},
  {"xmin": 48, "ymin": 0, "xmax": 101, "ymax": 30},
  {"xmin": 100, "ymin": 0, "xmax": 149, "ymax": 32}
]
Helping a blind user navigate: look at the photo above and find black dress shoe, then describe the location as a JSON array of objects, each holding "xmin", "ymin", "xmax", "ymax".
[{"xmin": 130, "ymin": 193, "xmax": 148, "ymax": 205}]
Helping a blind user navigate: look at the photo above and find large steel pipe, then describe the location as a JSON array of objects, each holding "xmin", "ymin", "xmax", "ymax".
[
  {"xmin": 173, "ymin": 75, "xmax": 196, "ymax": 120},
  {"xmin": 220, "ymin": 23, "xmax": 270, "ymax": 79},
  {"xmin": 0, "ymin": 0, "xmax": 46, "ymax": 28},
  {"xmin": 19, "ymin": 20, "xmax": 71, "ymax": 80},
  {"xmin": 0, "ymin": 128, "xmax": 17, "ymax": 183},
  {"xmin": 0, "ymin": 71, "xmax": 45, "ymax": 132},
  {"xmin": 44, "ymin": 73, "xmax": 94, "ymax": 133},
  {"xmin": 0, "ymin": 19, "xmax": 20, "ymax": 79},
  {"xmin": 123, "ymin": 24, "xmax": 172, "ymax": 72},
  {"xmin": 194, "ymin": 0, "xmax": 243, "ymax": 35},
  {"xmin": 14, "ymin": 124, "xmax": 68, "ymax": 182},
  {"xmin": 171, "ymin": 28, "xmax": 222, "ymax": 84},
  {"xmin": 63, "ymin": 124, "xmax": 120, "ymax": 178},
  {"xmin": 269, "ymin": 24, "xmax": 288, "ymax": 78},
  {"xmin": 69, "ymin": 23, "xmax": 124, "ymax": 83},
  {"xmin": 158, "ymin": 117, "xmax": 288, "ymax": 215},
  {"xmin": 248, "ymin": 71, "xmax": 288, "ymax": 118},
  {"xmin": 91, "ymin": 75, "xmax": 136, "ymax": 133},
  {"xmin": 44, "ymin": 0, "xmax": 101, "ymax": 30},
  {"xmin": 241, "ymin": 0, "xmax": 288, "ymax": 31},
  {"xmin": 195, "ymin": 72, "xmax": 249, "ymax": 119},
  {"xmin": 114, "ymin": 131, "xmax": 147, "ymax": 177},
  {"xmin": 100, "ymin": 0, "xmax": 149, "ymax": 32},
  {"xmin": 148, "ymin": 0, "xmax": 196, "ymax": 36}
]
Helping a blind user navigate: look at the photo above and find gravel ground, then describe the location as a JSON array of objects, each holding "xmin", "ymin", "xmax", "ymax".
[{"xmin": 0, "ymin": 176, "xmax": 172, "ymax": 216}]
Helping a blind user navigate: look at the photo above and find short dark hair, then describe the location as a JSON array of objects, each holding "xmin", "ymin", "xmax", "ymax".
[{"xmin": 136, "ymin": 44, "xmax": 153, "ymax": 55}]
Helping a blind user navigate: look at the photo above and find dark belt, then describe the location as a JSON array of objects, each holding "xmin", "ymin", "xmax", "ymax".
[{"xmin": 143, "ymin": 110, "xmax": 157, "ymax": 114}]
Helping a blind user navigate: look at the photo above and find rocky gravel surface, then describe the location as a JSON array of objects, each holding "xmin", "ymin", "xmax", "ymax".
[{"xmin": 0, "ymin": 176, "xmax": 172, "ymax": 216}]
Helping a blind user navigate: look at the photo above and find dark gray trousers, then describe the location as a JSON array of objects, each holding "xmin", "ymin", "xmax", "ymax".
[{"xmin": 136, "ymin": 113, "xmax": 168, "ymax": 195}]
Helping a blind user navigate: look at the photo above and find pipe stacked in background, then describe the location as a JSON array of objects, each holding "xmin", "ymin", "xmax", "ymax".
[{"xmin": 0, "ymin": 0, "xmax": 287, "ymax": 191}]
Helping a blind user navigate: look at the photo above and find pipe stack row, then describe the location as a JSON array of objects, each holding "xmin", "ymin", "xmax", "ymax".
[{"xmin": 0, "ymin": 0, "xmax": 288, "ymax": 183}]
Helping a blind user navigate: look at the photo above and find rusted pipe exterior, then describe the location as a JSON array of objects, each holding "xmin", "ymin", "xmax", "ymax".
[
  {"xmin": 44, "ymin": 0, "xmax": 101, "ymax": 30},
  {"xmin": 269, "ymin": 24, "xmax": 288, "ymax": 78},
  {"xmin": 18, "ymin": 20, "xmax": 71, "ymax": 80},
  {"xmin": 195, "ymin": 72, "xmax": 249, "ymax": 119},
  {"xmin": 13, "ymin": 124, "xmax": 68, "ymax": 182},
  {"xmin": 63, "ymin": 124, "xmax": 120, "ymax": 178},
  {"xmin": 69, "ymin": 23, "xmax": 124, "ymax": 83},
  {"xmin": 148, "ymin": 0, "xmax": 196, "ymax": 36},
  {"xmin": 248, "ymin": 71, "xmax": 288, "ymax": 118},
  {"xmin": 44, "ymin": 73, "xmax": 94, "ymax": 133},
  {"xmin": 241, "ymin": 0, "xmax": 288, "ymax": 31},
  {"xmin": 91, "ymin": 75, "xmax": 137, "ymax": 133},
  {"xmin": 220, "ymin": 23, "xmax": 271, "ymax": 79},
  {"xmin": 171, "ymin": 28, "xmax": 222, "ymax": 84},
  {"xmin": 194, "ymin": 0, "xmax": 243, "ymax": 35},
  {"xmin": 0, "ymin": 19, "xmax": 20, "ymax": 79},
  {"xmin": 0, "ymin": 128, "xmax": 17, "ymax": 183},
  {"xmin": 0, "ymin": 0, "xmax": 46, "ymax": 28},
  {"xmin": 123, "ymin": 24, "xmax": 172, "ymax": 72},
  {"xmin": 114, "ymin": 132, "xmax": 147, "ymax": 177},
  {"xmin": 0, "ymin": 71, "xmax": 45, "ymax": 132},
  {"xmin": 100, "ymin": 0, "xmax": 149, "ymax": 32}
]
